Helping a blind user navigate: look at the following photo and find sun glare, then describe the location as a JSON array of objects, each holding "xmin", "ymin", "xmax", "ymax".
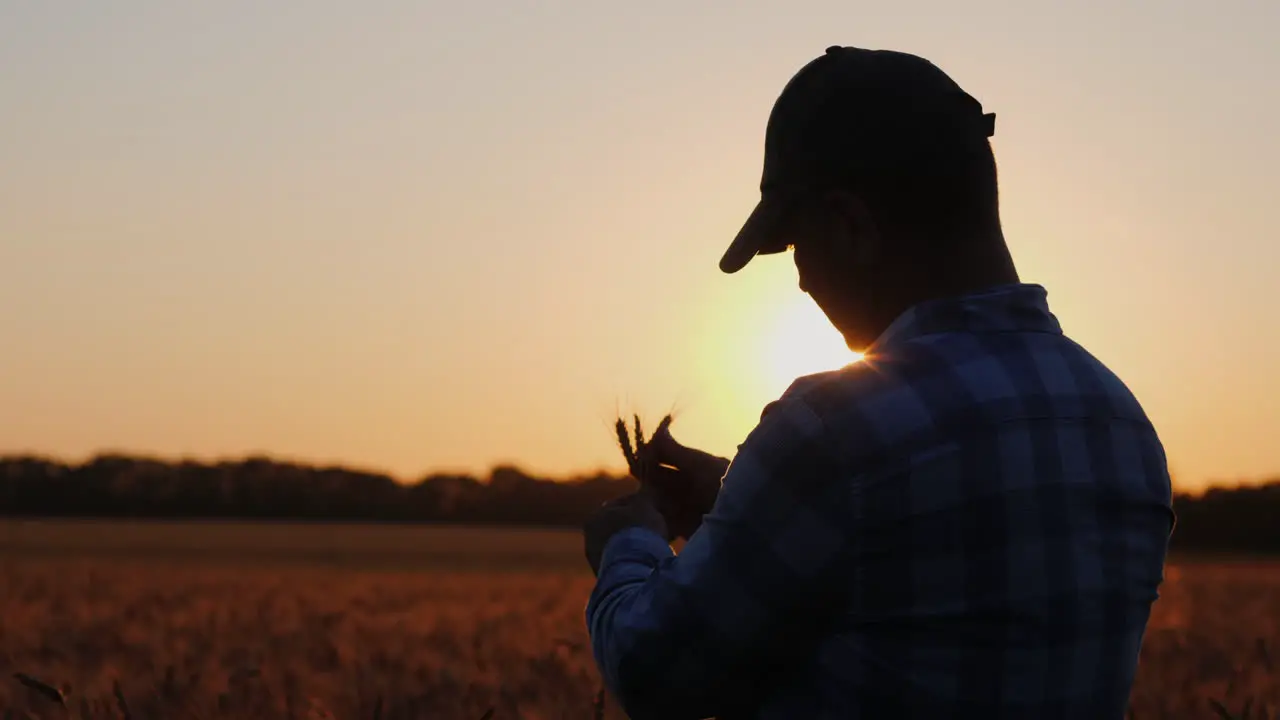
[{"xmin": 762, "ymin": 296, "xmax": 862, "ymax": 394}]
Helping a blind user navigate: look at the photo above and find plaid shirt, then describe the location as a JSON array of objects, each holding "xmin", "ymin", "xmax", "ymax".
[{"xmin": 586, "ymin": 283, "xmax": 1175, "ymax": 719}]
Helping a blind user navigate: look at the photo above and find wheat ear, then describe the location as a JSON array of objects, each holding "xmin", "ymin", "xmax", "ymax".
[{"xmin": 615, "ymin": 418, "xmax": 636, "ymax": 471}]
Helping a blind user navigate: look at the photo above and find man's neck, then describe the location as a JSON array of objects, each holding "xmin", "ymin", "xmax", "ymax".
[
  {"xmin": 867, "ymin": 236, "xmax": 1020, "ymax": 344},
  {"xmin": 913, "ymin": 230, "xmax": 1020, "ymax": 303}
]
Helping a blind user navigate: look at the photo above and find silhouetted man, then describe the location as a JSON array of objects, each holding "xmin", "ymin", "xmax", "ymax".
[{"xmin": 582, "ymin": 46, "xmax": 1175, "ymax": 719}]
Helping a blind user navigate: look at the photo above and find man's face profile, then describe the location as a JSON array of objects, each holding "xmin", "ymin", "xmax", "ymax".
[{"xmin": 786, "ymin": 191, "xmax": 887, "ymax": 353}]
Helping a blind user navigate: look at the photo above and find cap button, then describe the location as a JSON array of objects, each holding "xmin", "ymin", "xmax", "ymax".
[{"xmin": 825, "ymin": 45, "xmax": 842, "ymax": 54}]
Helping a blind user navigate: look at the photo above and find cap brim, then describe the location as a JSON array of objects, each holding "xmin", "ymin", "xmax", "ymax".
[{"xmin": 719, "ymin": 196, "xmax": 790, "ymax": 274}]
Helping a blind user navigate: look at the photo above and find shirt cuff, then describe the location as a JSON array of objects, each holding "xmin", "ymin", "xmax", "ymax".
[
  {"xmin": 587, "ymin": 526, "xmax": 675, "ymax": 640},
  {"xmin": 599, "ymin": 526, "xmax": 673, "ymax": 570}
]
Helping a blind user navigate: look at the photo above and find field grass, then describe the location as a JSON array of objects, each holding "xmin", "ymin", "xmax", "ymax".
[
  {"xmin": 0, "ymin": 520, "xmax": 589, "ymax": 573},
  {"xmin": 1, "ymin": 521, "xmax": 1278, "ymax": 719}
]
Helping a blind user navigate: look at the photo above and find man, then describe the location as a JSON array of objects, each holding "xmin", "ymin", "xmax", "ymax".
[{"xmin": 582, "ymin": 46, "xmax": 1175, "ymax": 719}]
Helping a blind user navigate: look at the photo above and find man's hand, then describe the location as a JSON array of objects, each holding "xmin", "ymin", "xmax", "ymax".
[
  {"xmin": 583, "ymin": 488, "xmax": 669, "ymax": 576},
  {"xmin": 633, "ymin": 418, "xmax": 730, "ymax": 540}
]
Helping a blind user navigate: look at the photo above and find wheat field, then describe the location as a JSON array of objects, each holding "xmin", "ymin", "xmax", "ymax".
[{"xmin": 1, "ymin": 521, "xmax": 1277, "ymax": 719}]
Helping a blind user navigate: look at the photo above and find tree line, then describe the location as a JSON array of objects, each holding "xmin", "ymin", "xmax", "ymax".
[{"xmin": 0, "ymin": 453, "xmax": 1276, "ymax": 554}]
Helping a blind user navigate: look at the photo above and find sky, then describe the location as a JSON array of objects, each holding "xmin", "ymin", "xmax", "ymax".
[{"xmin": 1, "ymin": 0, "xmax": 1276, "ymax": 492}]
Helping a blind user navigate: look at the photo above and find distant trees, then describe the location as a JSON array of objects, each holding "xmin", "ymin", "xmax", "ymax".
[
  {"xmin": 0, "ymin": 454, "xmax": 636, "ymax": 527},
  {"xmin": 0, "ymin": 453, "xmax": 1276, "ymax": 554},
  {"xmin": 1169, "ymin": 483, "xmax": 1280, "ymax": 555}
]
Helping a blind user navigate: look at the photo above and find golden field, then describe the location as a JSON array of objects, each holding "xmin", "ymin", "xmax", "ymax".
[{"xmin": 0, "ymin": 521, "xmax": 1277, "ymax": 719}]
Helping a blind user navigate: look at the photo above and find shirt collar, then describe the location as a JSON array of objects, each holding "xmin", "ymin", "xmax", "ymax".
[{"xmin": 866, "ymin": 283, "xmax": 1063, "ymax": 355}]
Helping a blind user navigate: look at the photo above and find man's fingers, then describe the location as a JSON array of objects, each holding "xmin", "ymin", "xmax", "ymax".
[
  {"xmin": 637, "ymin": 427, "xmax": 682, "ymax": 475},
  {"xmin": 642, "ymin": 464, "xmax": 685, "ymax": 490},
  {"xmin": 633, "ymin": 431, "xmax": 667, "ymax": 483}
]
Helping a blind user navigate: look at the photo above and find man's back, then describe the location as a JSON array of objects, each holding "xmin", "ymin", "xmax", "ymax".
[
  {"xmin": 761, "ymin": 283, "xmax": 1175, "ymax": 717},
  {"xmin": 585, "ymin": 284, "xmax": 1174, "ymax": 720}
]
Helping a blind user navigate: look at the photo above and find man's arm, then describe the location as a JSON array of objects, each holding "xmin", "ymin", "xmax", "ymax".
[{"xmin": 586, "ymin": 395, "xmax": 852, "ymax": 720}]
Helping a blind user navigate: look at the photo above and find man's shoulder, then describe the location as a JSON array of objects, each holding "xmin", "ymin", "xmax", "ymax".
[
  {"xmin": 761, "ymin": 330, "xmax": 1155, "ymax": 460},
  {"xmin": 754, "ymin": 351, "xmax": 948, "ymax": 464},
  {"xmin": 769, "ymin": 337, "xmax": 959, "ymax": 416}
]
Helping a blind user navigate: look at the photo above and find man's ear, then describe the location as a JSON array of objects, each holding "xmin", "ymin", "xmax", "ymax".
[{"xmin": 824, "ymin": 189, "xmax": 880, "ymax": 265}]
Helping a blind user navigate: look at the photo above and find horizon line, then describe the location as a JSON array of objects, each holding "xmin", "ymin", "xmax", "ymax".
[{"xmin": 0, "ymin": 447, "xmax": 1271, "ymax": 497}]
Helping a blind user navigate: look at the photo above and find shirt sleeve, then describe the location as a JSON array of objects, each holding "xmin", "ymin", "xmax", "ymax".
[{"xmin": 585, "ymin": 394, "xmax": 853, "ymax": 720}]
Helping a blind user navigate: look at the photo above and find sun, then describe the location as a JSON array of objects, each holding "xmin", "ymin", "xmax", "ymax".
[{"xmin": 761, "ymin": 295, "xmax": 862, "ymax": 393}]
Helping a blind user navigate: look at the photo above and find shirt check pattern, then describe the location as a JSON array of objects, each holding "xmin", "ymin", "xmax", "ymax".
[{"xmin": 586, "ymin": 283, "xmax": 1175, "ymax": 720}]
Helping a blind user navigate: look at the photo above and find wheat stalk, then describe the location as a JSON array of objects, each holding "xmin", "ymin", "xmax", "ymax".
[
  {"xmin": 12, "ymin": 672, "xmax": 64, "ymax": 706},
  {"xmin": 615, "ymin": 413, "xmax": 674, "ymax": 484},
  {"xmin": 615, "ymin": 418, "xmax": 637, "ymax": 472},
  {"xmin": 113, "ymin": 679, "xmax": 134, "ymax": 720}
]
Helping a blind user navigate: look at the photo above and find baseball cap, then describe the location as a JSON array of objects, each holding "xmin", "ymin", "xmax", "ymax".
[{"xmin": 719, "ymin": 46, "xmax": 997, "ymax": 274}]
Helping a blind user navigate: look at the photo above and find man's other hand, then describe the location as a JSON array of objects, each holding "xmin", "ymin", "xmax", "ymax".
[
  {"xmin": 633, "ymin": 419, "xmax": 730, "ymax": 540},
  {"xmin": 583, "ymin": 489, "xmax": 669, "ymax": 575}
]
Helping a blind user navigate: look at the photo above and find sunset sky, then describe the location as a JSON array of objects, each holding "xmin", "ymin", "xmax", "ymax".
[{"xmin": 2, "ymin": 1, "xmax": 1276, "ymax": 492}]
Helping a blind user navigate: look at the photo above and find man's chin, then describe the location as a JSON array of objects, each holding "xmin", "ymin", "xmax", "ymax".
[{"xmin": 840, "ymin": 332, "xmax": 871, "ymax": 356}]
